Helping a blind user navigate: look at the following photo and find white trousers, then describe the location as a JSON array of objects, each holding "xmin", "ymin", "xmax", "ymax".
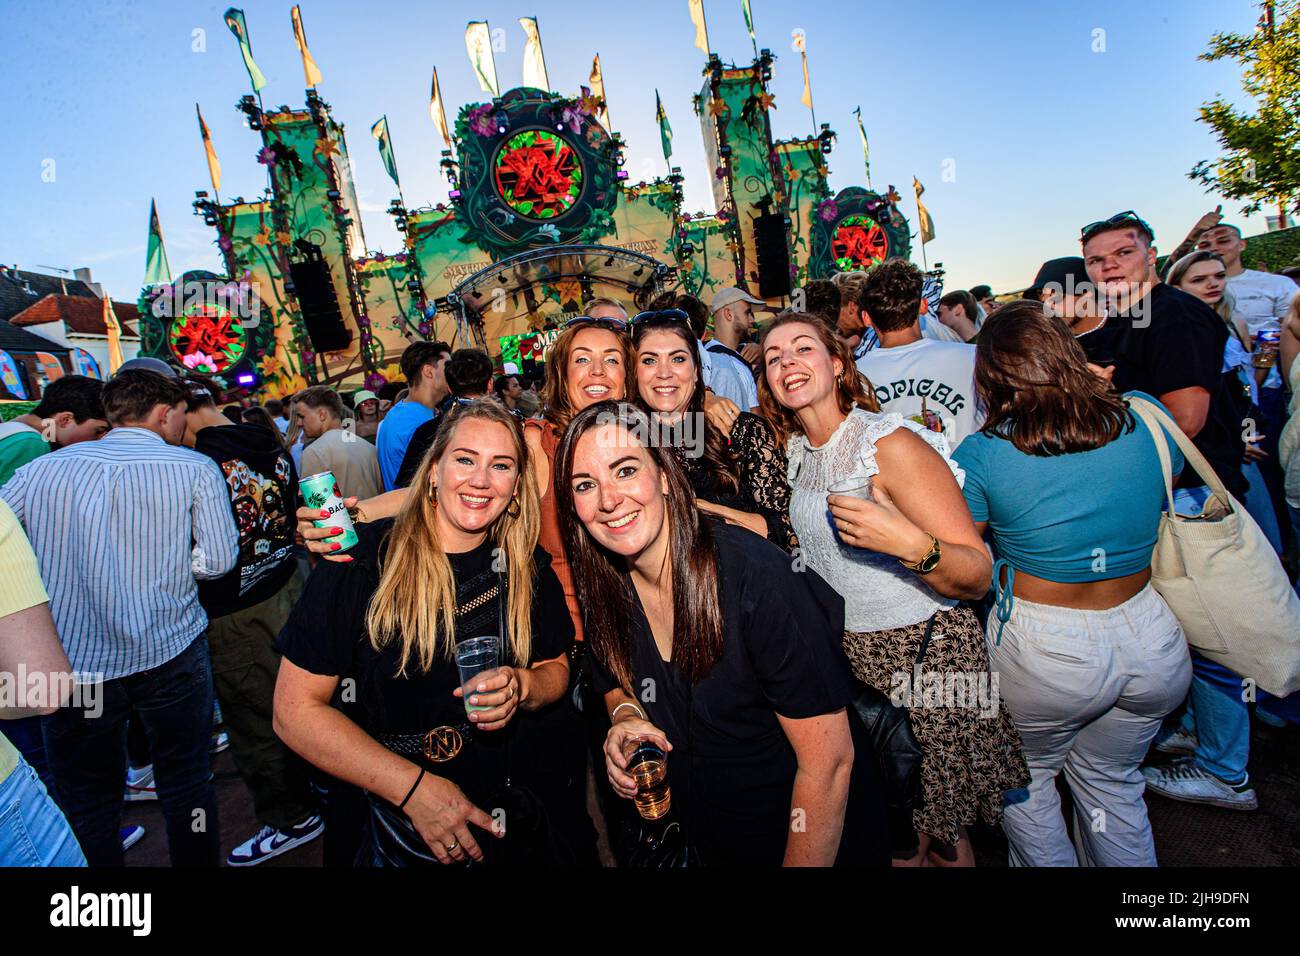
[{"xmin": 988, "ymin": 585, "xmax": 1191, "ymax": 867}]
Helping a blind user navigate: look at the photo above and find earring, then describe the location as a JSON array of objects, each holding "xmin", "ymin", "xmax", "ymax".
[
  {"xmin": 427, "ymin": 481, "xmax": 437, "ymax": 504},
  {"xmin": 507, "ymin": 495, "xmax": 521, "ymax": 518}
]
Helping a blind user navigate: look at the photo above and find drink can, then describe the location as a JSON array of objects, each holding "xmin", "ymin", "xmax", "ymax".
[
  {"xmin": 1252, "ymin": 329, "xmax": 1280, "ymax": 369},
  {"xmin": 300, "ymin": 471, "xmax": 359, "ymax": 552}
]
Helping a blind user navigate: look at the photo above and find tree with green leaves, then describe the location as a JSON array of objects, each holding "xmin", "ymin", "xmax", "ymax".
[{"xmin": 1190, "ymin": 1, "xmax": 1299, "ymax": 222}]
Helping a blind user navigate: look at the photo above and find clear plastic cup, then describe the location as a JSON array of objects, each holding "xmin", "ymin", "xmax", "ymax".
[{"xmin": 455, "ymin": 636, "xmax": 499, "ymax": 716}]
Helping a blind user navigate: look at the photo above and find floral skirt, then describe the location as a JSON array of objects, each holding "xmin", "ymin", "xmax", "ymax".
[{"xmin": 843, "ymin": 605, "xmax": 1029, "ymax": 846}]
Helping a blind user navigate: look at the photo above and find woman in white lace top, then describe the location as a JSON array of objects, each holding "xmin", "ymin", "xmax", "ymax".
[{"xmin": 758, "ymin": 312, "xmax": 1027, "ymax": 868}]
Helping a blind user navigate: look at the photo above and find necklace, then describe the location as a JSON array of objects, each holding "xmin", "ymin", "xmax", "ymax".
[{"xmin": 1072, "ymin": 313, "xmax": 1107, "ymax": 338}]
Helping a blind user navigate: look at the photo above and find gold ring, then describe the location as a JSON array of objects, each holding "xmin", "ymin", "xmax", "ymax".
[{"xmin": 446, "ymin": 840, "xmax": 459, "ymax": 851}]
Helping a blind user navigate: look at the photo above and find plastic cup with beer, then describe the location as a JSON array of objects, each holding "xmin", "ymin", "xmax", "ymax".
[{"xmin": 622, "ymin": 736, "xmax": 672, "ymax": 820}]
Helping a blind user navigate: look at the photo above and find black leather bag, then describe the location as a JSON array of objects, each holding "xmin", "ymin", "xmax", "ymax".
[{"xmin": 846, "ymin": 614, "xmax": 933, "ymax": 813}]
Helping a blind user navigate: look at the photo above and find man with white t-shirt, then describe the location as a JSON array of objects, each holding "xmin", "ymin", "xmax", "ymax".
[
  {"xmin": 854, "ymin": 258, "xmax": 982, "ymax": 448},
  {"xmin": 1196, "ymin": 222, "xmax": 1299, "ymax": 534}
]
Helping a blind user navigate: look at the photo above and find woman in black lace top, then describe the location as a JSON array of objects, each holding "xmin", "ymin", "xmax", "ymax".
[{"xmin": 631, "ymin": 309, "xmax": 797, "ymax": 551}]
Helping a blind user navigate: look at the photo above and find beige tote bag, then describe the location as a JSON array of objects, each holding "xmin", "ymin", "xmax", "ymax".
[{"xmin": 1128, "ymin": 396, "xmax": 1300, "ymax": 697}]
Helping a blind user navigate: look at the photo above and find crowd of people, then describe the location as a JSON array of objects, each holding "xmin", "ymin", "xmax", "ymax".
[{"xmin": 1, "ymin": 206, "xmax": 1298, "ymax": 868}]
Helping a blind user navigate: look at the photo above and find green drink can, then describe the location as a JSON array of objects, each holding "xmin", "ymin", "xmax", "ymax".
[{"xmin": 300, "ymin": 471, "xmax": 359, "ymax": 552}]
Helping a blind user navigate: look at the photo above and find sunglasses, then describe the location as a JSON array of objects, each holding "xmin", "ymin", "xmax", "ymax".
[
  {"xmin": 629, "ymin": 308, "xmax": 692, "ymax": 330},
  {"xmin": 1080, "ymin": 210, "xmax": 1155, "ymax": 244},
  {"xmin": 565, "ymin": 314, "xmax": 628, "ymax": 332}
]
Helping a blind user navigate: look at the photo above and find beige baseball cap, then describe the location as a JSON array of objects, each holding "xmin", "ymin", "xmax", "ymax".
[
  {"xmin": 710, "ymin": 286, "xmax": 766, "ymax": 314},
  {"xmin": 352, "ymin": 389, "xmax": 378, "ymax": 405}
]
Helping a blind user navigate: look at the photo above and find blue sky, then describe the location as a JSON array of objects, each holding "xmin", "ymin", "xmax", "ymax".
[{"xmin": 0, "ymin": 0, "xmax": 1265, "ymax": 301}]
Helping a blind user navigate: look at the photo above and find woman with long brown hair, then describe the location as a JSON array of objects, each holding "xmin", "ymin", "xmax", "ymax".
[
  {"xmin": 273, "ymin": 401, "xmax": 577, "ymax": 866},
  {"xmin": 759, "ymin": 311, "xmax": 1025, "ymax": 868},
  {"xmin": 631, "ymin": 308, "xmax": 796, "ymax": 549},
  {"xmin": 950, "ymin": 300, "xmax": 1191, "ymax": 866},
  {"xmin": 554, "ymin": 401, "xmax": 888, "ymax": 866}
]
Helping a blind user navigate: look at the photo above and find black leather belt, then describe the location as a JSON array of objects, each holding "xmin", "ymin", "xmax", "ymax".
[{"xmin": 379, "ymin": 723, "xmax": 474, "ymax": 763}]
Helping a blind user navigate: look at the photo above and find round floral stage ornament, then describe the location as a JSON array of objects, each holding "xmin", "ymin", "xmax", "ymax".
[
  {"xmin": 493, "ymin": 129, "xmax": 583, "ymax": 220},
  {"xmin": 831, "ymin": 214, "xmax": 891, "ymax": 271},
  {"xmin": 168, "ymin": 302, "xmax": 247, "ymax": 374}
]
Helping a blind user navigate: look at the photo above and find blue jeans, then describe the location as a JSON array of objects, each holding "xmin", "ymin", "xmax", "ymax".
[
  {"xmin": 1242, "ymin": 461, "xmax": 1283, "ymax": 553},
  {"xmin": 1176, "ymin": 655, "xmax": 1250, "ymax": 783},
  {"xmin": 0, "ymin": 758, "xmax": 86, "ymax": 866},
  {"xmin": 1167, "ymin": 487, "xmax": 1251, "ymax": 784},
  {"xmin": 42, "ymin": 636, "xmax": 220, "ymax": 867}
]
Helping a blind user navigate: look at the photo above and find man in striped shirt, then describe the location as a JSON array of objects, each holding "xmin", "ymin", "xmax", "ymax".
[{"xmin": 0, "ymin": 370, "xmax": 238, "ymax": 866}]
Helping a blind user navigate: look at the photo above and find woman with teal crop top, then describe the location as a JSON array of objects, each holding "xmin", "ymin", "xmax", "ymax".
[{"xmin": 951, "ymin": 301, "xmax": 1192, "ymax": 868}]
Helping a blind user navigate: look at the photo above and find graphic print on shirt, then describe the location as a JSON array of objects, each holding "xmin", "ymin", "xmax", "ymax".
[
  {"xmin": 220, "ymin": 456, "xmax": 294, "ymax": 596},
  {"xmin": 870, "ymin": 376, "xmax": 970, "ymax": 444}
]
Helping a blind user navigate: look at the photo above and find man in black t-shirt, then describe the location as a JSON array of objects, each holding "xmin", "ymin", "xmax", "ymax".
[
  {"xmin": 1080, "ymin": 212, "xmax": 1246, "ymax": 500},
  {"xmin": 181, "ymin": 378, "xmax": 323, "ymax": 865}
]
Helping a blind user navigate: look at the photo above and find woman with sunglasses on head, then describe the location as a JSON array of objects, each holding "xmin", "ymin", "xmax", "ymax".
[
  {"xmin": 631, "ymin": 308, "xmax": 796, "ymax": 550},
  {"xmin": 555, "ymin": 401, "xmax": 889, "ymax": 866},
  {"xmin": 760, "ymin": 311, "xmax": 1027, "ymax": 868},
  {"xmin": 273, "ymin": 401, "xmax": 575, "ymax": 866}
]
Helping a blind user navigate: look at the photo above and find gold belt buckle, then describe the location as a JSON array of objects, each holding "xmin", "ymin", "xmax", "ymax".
[{"xmin": 422, "ymin": 726, "xmax": 463, "ymax": 763}]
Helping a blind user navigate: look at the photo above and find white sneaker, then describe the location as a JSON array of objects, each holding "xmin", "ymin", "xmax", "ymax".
[
  {"xmin": 124, "ymin": 764, "xmax": 157, "ymax": 802},
  {"xmin": 1142, "ymin": 760, "xmax": 1258, "ymax": 811},
  {"xmin": 210, "ymin": 730, "xmax": 230, "ymax": 754},
  {"xmin": 1154, "ymin": 727, "xmax": 1199, "ymax": 757},
  {"xmin": 226, "ymin": 814, "xmax": 324, "ymax": 867}
]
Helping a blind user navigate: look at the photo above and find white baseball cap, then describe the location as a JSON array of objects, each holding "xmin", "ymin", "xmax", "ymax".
[
  {"xmin": 710, "ymin": 286, "xmax": 766, "ymax": 314},
  {"xmin": 502, "ymin": 361, "xmax": 520, "ymax": 375}
]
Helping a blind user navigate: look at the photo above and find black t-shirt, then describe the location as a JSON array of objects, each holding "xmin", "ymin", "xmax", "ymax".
[
  {"xmin": 1079, "ymin": 283, "xmax": 1246, "ymax": 496},
  {"xmin": 275, "ymin": 519, "xmax": 573, "ymax": 802},
  {"xmin": 589, "ymin": 522, "xmax": 858, "ymax": 865},
  {"xmin": 193, "ymin": 423, "xmax": 298, "ymax": 618}
]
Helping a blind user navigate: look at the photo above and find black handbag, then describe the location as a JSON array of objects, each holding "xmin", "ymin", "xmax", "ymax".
[{"xmin": 846, "ymin": 614, "xmax": 933, "ymax": 813}]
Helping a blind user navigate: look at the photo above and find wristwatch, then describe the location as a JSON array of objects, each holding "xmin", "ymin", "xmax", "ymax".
[{"xmin": 899, "ymin": 533, "xmax": 942, "ymax": 574}]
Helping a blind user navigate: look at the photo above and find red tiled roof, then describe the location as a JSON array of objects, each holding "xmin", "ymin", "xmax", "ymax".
[{"xmin": 10, "ymin": 294, "xmax": 140, "ymax": 338}]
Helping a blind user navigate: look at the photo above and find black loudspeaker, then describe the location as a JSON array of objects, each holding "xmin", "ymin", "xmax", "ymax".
[
  {"xmin": 289, "ymin": 248, "xmax": 352, "ymax": 353},
  {"xmin": 753, "ymin": 211, "xmax": 792, "ymax": 299}
]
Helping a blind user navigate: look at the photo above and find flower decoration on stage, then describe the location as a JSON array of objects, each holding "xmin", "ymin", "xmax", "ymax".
[
  {"xmin": 452, "ymin": 89, "xmax": 619, "ymax": 257},
  {"xmin": 275, "ymin": 231, "xmax": 293, "ymax": 247},
  {"xmin": 364, "ymin": 372, "xmax": 388, "ymax": 392},
  {"xmin": 314, "ymin": 138, "xmax": 339, "ymax": 159},
  {"xmin": 467, "ymin": 104, "xmax": 496, "ymax": 138},
  {"xmin": 217, "ymin": 235, "xmax": 234, "ymax": 253},
  {"xmin": 494, "ymin": 129, "xmax": 583, "ymax": 219},
  {"xmin": 417, "ymin": 321, "xmax": 432, "ymax": 337},
  {"xmin": 257, "ymin": 146, "xmax": 276, "ymax": 166},
  {"xmin": 715, "ymin": 166, "xmax": 727, "ymax": 181},
  {"xmin": 707, "ymin": 97, "xmax": 728, "ymax": 118},
  {"xmin": 300, "ymin": 349, "xmax": 315, "ymax": 365},
  {"xmin": 169, "ymin": 300, "xmax": 247, "ymax": 375},
  {"xmin": 757, "ymin": 92, "xmax": 776, "ymax": 111},
  {"xmin": 577, "ymin": 87, "xmax": 603, "ymax": 117},
  {"xmin": 831, "ymin": 214, "xmax": 891, "ymax": 270},
  {"xmin": 357, "ymin": 313, "xmax": 371, "ymax": 328},
  {"xmin": 252, "ymin": 227, "xmax": 272, "ymax": 247},
  {"xmin": 807, "ymin": 187, "xmax": 912, "ymax": 280}
]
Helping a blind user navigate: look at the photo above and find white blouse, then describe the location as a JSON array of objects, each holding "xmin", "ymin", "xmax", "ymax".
[{"xmin": 787, "ymin": 408, "xmax": 964, "ymax": 632}]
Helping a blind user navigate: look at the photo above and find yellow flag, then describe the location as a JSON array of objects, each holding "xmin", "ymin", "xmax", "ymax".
[
  {"xmin": 688, "ymin": 0, "xmax": 709, "ymax": 54},
  {"xmin": 429, "ymin": 66, "xmax": 451, "ymax": 149},
  {"xmin": 519, "ymin": 17, "xmax": 550, "ymax": 91},
  {"xmin": 291, "ymin": 5, "xmax": 323, "ymax": 87},
  {"xmin": 103, "ymin": 295, "xmax": 124, "ymax": 374},
  {"xmin": 465, "ymin": 21, "xmax": 500, "ymax": 96},
  {"xmin": 914, "ymin": 177, "xmax": 935, "ymax": 244},
  {"xmin": 589, "ymin": 53, "xmax": 610, "ymax": 129},
  {"xmin": 196, "ymin": 104, "xmax": 221, "ymax": 196},
  {"xmin": 800, "ymin": 51, "xmax": 812, "ymax": 109}
]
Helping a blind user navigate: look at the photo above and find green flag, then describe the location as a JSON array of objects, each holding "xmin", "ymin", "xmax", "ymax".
[
  {"xmin": 854, "ymin": 106, "xmax": 871, "ymax": 187},
  {"xmin": 144, "ymin": 200, "xmax": 172, "ymax": 287},
  {"xmin": 223, "ymin": 8, "xmax": 267, "ymax": 93},
  {"xmin": 371, "ymin": 116, "xmax": 400, "ymax": 188},
  {"xmin": 655, "ymin": 90, "xmax": 673, "ymax": 162},
  {"xmin": 742, "ymin": 0, "xmax": 756, "ymax": 42}
]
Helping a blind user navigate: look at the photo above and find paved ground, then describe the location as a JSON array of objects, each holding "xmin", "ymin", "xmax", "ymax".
[{"xmin": 122, "ymin": 711, "xmax": 1298, "ymax": 868}]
